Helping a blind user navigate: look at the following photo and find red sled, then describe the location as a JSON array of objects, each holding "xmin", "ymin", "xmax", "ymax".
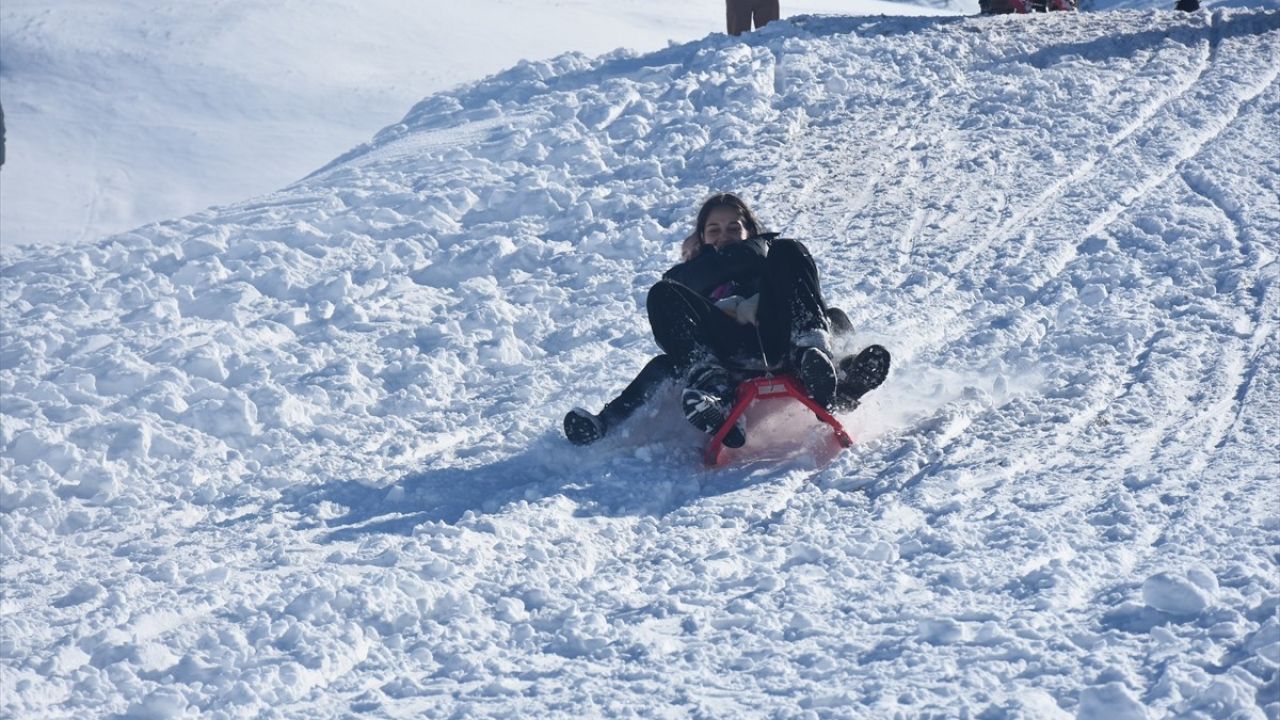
[{"xmin": 704, "ymin": 374, "xmax": 853, "ymax": 467}]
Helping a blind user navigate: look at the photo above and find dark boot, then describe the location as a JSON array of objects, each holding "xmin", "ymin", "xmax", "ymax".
[
  {"xmin": 564, "ymin": 408, "xmax": 606, "ymax": 445},
  {"xmin": 826, "ymin": 307, "xmax": 855, "ymax": 336},
  {"xmin": 681, "ymin": 363, "xmax": 745, "ymax": 448},
  {"xmin": 833, "ymin": 345, "xmax": 891, "ymax": 411},
  {"xmin": 796, "ymin": 346, "xmax": 838, "ymax": 410}
]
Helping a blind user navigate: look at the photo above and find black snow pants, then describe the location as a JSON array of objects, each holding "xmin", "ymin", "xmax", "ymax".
[
  {"xmin": 646, "ymin": 238, "xmax": 830, "ymax": 377},
  {"xmin": 595, "ymin": 354, "xmax": 678, "ymax": 429}
]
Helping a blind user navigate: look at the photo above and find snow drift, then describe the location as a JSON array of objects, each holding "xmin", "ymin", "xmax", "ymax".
[{"xmin": 3, "ymin": 9, "xmax": 1279, "ymax": 718}]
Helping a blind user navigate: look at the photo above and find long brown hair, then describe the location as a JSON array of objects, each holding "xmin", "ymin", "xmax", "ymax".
[{"xmin": 694, "ymin": 192, "xmax": 764, "ymax": 240}]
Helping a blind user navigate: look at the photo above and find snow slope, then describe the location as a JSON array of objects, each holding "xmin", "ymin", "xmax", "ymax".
[
  {"xmin": 0, "ymin": 0, "xmax": 967, "ymax": 248},
  {"xmin": 3, "ymin": 8, "xmax": 1280, "ymax": 719}
]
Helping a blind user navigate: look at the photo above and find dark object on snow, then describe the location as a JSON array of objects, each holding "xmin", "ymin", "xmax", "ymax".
[
  {"xmin": 1176, "ymin": 0, "xmax": 1200, "ymax": 10},
  {"xmin": 563, "ymin": 409, "xmax": 606, "ymax": 446},
  {"xmin": 979, "ymin": 0, "xmax": 1021, "ymax": 13},
  {"xmin": 979, "ymin": 0, "xmax": 1076, "ymax": 13},
  {"xmin": 827, "ymin": 306, "xmax": 854, "ymax": 335},
  {"xmin": 681, "ymin": 363, "xmax": 747, "ymax": 448},
  {"xmin": 833, "ymin": 345, "xmax": 891, "ymax": 412},
  {"xmin": 726, "ymin": 0, "xmax": 779, "ymax": 36}
]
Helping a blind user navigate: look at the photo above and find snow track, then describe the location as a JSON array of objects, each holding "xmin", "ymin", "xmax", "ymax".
[{"xmin": 3, "ymin": 9, "xmax": 1278, "ymax": 719}]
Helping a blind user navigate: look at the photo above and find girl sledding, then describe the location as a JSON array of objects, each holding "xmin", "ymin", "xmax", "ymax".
[{"xmin": 563, "ymin": 192, "xmax": 890, "ymax": 457}]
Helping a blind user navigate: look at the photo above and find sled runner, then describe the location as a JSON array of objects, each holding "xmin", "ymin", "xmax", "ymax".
[{"xmin": 704, "ymin": 373, "xmax": 853, "ymax": 466}]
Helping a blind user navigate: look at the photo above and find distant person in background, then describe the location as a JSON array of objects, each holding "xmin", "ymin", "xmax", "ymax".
[
  {"xmin": 979, "ymin": 0, "xmax": 1076, "ymax": 11},
  {"xmin": 979, "ymin": 0, "xmax": 1194, "ymax": 12},
  {"xmin": 727, "ymin": 0, "xmax": 779, "ymax": 36}
]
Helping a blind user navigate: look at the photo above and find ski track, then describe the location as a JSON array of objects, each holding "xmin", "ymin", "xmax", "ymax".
[
  {"xmin": 3, "ymin": 9, "xmax": 1280, "ymax": 720},
  {"xmin": 881, "ymin": 16, "xmax": 1220, "ymax": 361}
]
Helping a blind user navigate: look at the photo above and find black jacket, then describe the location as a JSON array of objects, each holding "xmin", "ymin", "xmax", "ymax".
[{"xmin": 662, "ymin": 233, "xmax": 775, "ymax": 299}]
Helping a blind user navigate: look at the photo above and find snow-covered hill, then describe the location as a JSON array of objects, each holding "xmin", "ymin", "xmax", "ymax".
[
  {"xmin": 3, "ymin": 8, "xmax": 1279, "ymax": 719},
  {"xmin": 0, "ymin": 0, "xmax": 968, "ymax": 248}
]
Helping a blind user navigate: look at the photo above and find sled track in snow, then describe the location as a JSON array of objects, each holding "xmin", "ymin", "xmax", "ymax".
[
  {"xmin": 908, "ymin": 14, "xmax": 1274, "ymax": 360},
  {"xmin": 746, "ymin": 14, "xmax": 1280, "ymax": 523},
  {"xmin": 813, "ymin": 17, "xmax": 1280, "ymax": 689}
]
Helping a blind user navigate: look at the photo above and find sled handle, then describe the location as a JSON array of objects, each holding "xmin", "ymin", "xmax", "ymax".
[{"xmin": 704, "ymin": 375, "xmax": 852, "ymax": 467}]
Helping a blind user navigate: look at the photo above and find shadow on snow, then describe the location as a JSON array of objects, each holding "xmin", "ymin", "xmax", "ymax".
[{"xmin": 273, "ymin": 405, "xmax": 853, "ymax": 542}]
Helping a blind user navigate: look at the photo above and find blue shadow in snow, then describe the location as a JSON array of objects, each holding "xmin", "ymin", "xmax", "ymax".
[
  {"xmin": 277, "ymin": 415, "xmax": 846, "ymax": 543},
  {"xmin": 993, "ymin": 11, "xmax": 1280, "ymax": 70},
  {"xmin": 279, "ymin": 432, "xmax": 725, "ymax": 543}
]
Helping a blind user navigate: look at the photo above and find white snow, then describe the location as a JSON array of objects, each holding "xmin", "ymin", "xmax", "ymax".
[
  {"xmin": 3, "ymin": 3, "xmax": 1280, "ymax": 720},
  {"xmin": 0, "ymin": 0, "xmax": 967, "ymax": 249}
]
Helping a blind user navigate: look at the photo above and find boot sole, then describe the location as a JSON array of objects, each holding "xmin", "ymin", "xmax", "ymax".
[
  {"xmin": 564, "ymin": 409, "xmax": 603, "ymax": 445},
  {"xmin": 799, "ymin": 348, "xmax": 837, "ymax": 410},
  {"xmin": 838, "ymin": 345, "xmax": 891, "ymax": 400}
]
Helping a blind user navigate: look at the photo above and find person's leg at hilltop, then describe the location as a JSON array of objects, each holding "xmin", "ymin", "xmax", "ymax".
[
  {"xmin": 726, "ymin": 0, "xmax": 752, "ymax": 35},
  {"xmin": 753, "ymin": 0, "xmax": 780, "ymax": 30}
]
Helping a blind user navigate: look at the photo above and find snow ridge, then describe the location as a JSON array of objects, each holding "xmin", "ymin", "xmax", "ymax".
[{"xmin": 3, "ymin": 9, "xmax": 1279, "ymax": 719}]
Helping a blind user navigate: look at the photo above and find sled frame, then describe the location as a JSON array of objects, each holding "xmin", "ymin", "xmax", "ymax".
[{"xmin": 704, "ymin": 374, "xmax": 853, "ymax": 467}]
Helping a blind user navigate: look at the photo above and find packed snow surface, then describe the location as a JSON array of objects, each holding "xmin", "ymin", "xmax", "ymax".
[{"xmin": 3, "ymin": 8, "xmax": 1280, "ymax": 719}]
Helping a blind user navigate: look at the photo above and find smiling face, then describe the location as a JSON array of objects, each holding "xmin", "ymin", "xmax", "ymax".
[{"xmin": 701, "ymin": 206, "xmax": 749, "ymax": 250}]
